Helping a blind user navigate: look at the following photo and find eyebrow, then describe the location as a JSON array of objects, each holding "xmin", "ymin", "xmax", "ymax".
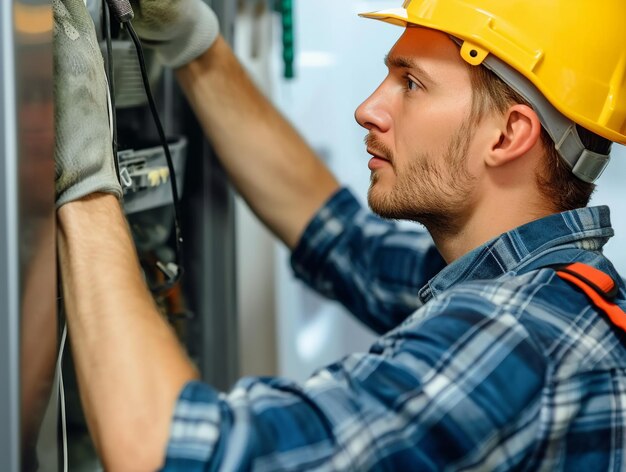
[{"xmin": 384, "ymin": 54, "xmax": 435, "ymax": 85}]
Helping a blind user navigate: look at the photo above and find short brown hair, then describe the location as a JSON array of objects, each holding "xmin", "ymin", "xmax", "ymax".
[{"xmin": 466, "ymin": 64, "xmax": 611, "ymax": 212}]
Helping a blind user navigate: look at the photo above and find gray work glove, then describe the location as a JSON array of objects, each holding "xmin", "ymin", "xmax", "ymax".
[
  {"xmin": 53, "ymin": 0, "xmax": 122, "ymax": 207},
  {"xmin": 130, "ymin": 0, "xmax": 220, "ymax": 68}
]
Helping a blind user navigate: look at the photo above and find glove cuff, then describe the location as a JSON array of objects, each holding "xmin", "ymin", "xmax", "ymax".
[
  {"xmin": 56, "ymin": 176, "xmax": 123, "ymax": 209},
  {"xmin": 154, "ymin": 1, "xmax": 220, "ymax": 68}
]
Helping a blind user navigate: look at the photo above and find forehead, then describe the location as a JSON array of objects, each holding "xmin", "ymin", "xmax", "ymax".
[{"xmin": 388, "ymin": 27, "xmax": 469, "ymax": 76}]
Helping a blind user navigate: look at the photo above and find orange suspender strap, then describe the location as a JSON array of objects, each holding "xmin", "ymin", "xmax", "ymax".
[{"xmin": 554, "ymin": 262, "xmax": 626, "ymax": 332}]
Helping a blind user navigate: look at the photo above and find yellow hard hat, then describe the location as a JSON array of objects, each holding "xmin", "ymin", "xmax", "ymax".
[{"xmin": 360, "ymin": 0, "xmax": 626, "ymax": 147}]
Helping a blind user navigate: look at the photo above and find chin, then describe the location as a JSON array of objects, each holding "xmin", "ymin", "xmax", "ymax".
[{"xmin": 368, "ymin": 185, "xmax": 401, "ymax": 220}]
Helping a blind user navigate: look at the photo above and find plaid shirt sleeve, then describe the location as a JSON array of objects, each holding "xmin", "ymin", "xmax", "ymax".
[
  {"xmin": 290, "ymin": 188, "xmax": 446, "ymax": 333},
  {"xmin": 162, "ymin": 285, "xmax": 548, "ymax": 471}
]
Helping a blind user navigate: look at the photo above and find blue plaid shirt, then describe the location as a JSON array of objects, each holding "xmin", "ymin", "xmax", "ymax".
[{"xmin": 163, "ymin": 188, "xmax": 626, "ymax": 471}]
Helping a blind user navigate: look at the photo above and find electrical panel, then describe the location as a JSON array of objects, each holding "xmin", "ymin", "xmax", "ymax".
[{"xmin": 47, "ymin": 1, "xmax": 241, "ymax": 469}]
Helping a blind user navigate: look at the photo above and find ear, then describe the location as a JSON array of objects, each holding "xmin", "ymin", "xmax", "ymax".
[{"xmin": 486, "ymin": 104, "xmax": 542, "ymax": 167}]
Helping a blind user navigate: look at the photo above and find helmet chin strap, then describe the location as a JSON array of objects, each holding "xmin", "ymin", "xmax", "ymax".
[{"xmin": 451, "ymin": 36, "xmax": 611, "ymax": 183}]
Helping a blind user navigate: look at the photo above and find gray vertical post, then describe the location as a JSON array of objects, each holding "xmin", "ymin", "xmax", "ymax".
[
  {"xmin": 210, "ymin": 0, "xmax": 237, "ymax": 44},
  {"xmin": 1, "ymin": 0, "xmax": 56, "ymax": 470},
  {"xmin": 188, "ymin": 0, "xmax": 239, "ymax": 390},
  {"xmin": 0, "ymin": 3, "xmax": 22, "ymax": 469}
]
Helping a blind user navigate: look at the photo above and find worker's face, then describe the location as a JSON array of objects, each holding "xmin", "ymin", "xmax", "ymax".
[{"xmin": 355, "ymin": 27, "xmax": 483, "ymax": 233}]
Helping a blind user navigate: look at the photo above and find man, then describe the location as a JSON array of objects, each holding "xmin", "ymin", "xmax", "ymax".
[{"xmin": 54, "ymin": 0, "xmax": 626, "ymax": 470}]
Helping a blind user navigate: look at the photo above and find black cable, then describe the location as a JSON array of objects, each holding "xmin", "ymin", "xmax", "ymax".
[
  {"xmin": 103, "ymin": 2, "xmax": 121, "ymax": 183},
  {"xmin": 125, "ymin": 21, "xmax": 184, "ymax": 290},
  {"xmin": 102, "ymin": 0, "xmax": 184, "ymax": 290},
  {"xmin": 103, "ymin": 0, "xmax": 134, "ymax": 23}
]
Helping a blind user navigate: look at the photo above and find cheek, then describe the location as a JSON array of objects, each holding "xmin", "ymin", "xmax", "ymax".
[
  {"xmin": 396, "ymin": 98, "xmax": 473, "ymax": 159},
  {"xmin": 463, "ymin": 143, "xmax": 483, "ymax": 178}
]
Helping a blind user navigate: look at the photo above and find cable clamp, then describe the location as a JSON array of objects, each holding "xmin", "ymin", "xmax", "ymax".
[
  {"xmin": 156, "ymin": 261, "xmax": 180, "ymax": 281},
  {"xmin": 119, "ymin": 166, "xmax": 133, "ymax": 189}
]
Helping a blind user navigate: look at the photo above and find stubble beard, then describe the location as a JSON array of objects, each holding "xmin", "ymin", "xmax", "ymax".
[{"xmin": 367, "ymin": 122, "xmax": 476, "ymax": 236}]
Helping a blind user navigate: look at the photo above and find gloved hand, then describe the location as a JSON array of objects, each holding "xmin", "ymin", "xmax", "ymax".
[
  {"xmin": 129, "ymin": 0, "xmax": 220, "ymax": 68},
  {"xmin": 53, "ymin": 0, "xmax": 122, "ymax": 207}
]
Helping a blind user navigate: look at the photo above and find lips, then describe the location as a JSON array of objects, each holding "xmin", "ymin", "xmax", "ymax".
[
  {"xmin": 367, "ymin": 148, "xmax": 390, "ymax": 162},
  {"xmin": 364, "ymin": 134, "xmax": 394, "ymax": 168},
  {"xmin": 367, "ymin": 150, "xmax": 392, "ymax": 171}
]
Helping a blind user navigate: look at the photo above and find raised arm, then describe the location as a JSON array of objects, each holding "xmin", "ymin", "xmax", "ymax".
[
  {"xmin": 175, "ymin": 37, "xmax": 340, "ymax": 248},
  {"xmin": 128, "ymin": 0, "xmax": 339, "ymax": 248},
  {"xmin": 54, "ymin": 1, "xmax": 197, "ymax": 468}
]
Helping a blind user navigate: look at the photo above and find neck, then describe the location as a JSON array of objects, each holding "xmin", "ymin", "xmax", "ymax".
[{"xmin": 430, "ymin": 184, "xmax": 554, "ymax": 264}]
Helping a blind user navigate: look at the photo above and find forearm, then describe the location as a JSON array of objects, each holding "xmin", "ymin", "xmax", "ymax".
[
  {"xmin": 176, "ymin": 36, "xmax": 340, "ymax": 248},
  {"xmin": 57, "ymin": 194, "xmax": 198, "ymax": 470}
]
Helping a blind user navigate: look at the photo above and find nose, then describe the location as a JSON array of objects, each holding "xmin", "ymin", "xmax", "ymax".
[{"xmin": 355, "ymin": 81, "xmax": 392, "ymax": 132}]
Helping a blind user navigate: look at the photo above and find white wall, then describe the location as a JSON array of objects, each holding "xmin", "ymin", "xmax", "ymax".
[
  {"xmin": 234, "ymin": 1, "xmax": 279, "ymax": 377},
  {"xmin": 272, "ymin": 1, "xmax": 405, "ymax": 382},
  {"xmin": 591, "ymin": 145, "xmax": 626, "ymax": 270}
]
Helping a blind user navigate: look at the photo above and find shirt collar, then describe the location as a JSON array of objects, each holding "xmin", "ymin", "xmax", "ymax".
[{"xmin": 418, "ymin": 206, "xmax": 614, "ymax": 303}]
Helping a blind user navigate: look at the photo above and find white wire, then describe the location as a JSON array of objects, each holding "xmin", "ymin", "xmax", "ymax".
[
  {"xmin": 56, "ymin": 323, "xmax": 68, "ymax": 472},
  {"xmin": 104, "ymin": 72, "xmax": 114, "ymax": 139}
]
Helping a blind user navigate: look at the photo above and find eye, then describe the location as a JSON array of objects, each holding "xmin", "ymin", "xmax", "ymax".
[{"xmin": 404, "ymin": 74, "xmax": 421, "ymax": 92}]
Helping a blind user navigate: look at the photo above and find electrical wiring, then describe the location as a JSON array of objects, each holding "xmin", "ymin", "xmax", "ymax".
[
  {"xmin": 57, "ymin": 323, "xmax": 68, "ymax": 472},
  {"xmin": 125, "ymin": 21, "xmax": 184, "ymax": 290},
  {"xmin": 102, "ymin": 0, "xmax": 184, "ymax": 291},
  {"xmin": 103, "ymin": 1, "xmax": 121, "ymax": 181}
]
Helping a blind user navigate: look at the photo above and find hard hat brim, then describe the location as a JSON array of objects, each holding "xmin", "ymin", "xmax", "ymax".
[
  {"xmin": 359, "ymin": 9, "xmax": 411, "ymax": 28},
  {"xmin": 358, "ymin": 9, "xmax": 461, "ymax": 54}
]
